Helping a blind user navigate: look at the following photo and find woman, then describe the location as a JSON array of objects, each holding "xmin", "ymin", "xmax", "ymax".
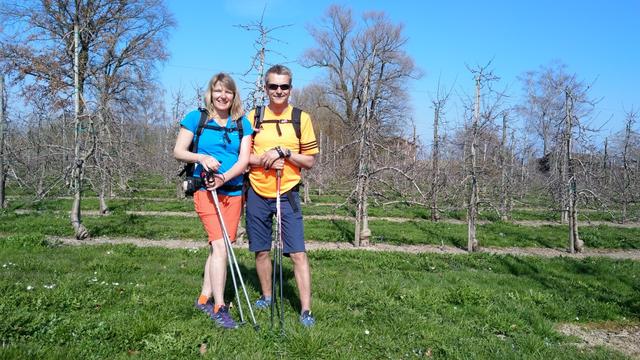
[{"xmin": 173, "ymin": 73, "xmax": 253, "ymax": 329}]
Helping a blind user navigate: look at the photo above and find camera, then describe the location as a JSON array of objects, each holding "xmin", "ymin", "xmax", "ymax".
[{"xmin": 182, "ymin": 176, "xmax": 204, "ymax": 196}]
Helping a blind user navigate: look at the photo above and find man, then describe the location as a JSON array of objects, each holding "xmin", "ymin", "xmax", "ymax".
[{"xmin": 246, "ymin": 64, "xmax": 318, "ymax": 327}]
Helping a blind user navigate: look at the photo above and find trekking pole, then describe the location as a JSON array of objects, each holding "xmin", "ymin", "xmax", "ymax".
[
  {"xmin": 275, "ymin": 170, "xmax": 285, "ymax": 334},
  {"xmin": 210, "ymin": 187, "xmax": 259, "ymax": 331}
]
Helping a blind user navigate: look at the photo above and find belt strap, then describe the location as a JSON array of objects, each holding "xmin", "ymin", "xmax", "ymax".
[{"xmin": 283, "ymin": 184, "xmax": 300, "ymax": 213}]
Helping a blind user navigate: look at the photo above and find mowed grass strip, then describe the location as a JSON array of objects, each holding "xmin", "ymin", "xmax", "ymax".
[
  {"xmin": 2, "ymin": 212, "xmax": 640, "ymax": 249},
  {"xmin": 8, "ymin": 197, "xmax": 195, "ymax": 213},
  {"xmin": 1, "ymin": 235, "xmax": 637, "ymax": 359},
  {"xmin": 8, "ymin": 195, "xmax": 639, "ymax": 224},
  {"xmin": 305, "ymin": 219, "xmax": 640, "ymax": 249}
]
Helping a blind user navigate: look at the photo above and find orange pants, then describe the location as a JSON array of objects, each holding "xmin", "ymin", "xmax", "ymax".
[{"xmin": 193, "ymin": 190, "xmax": 243, "ymax": 242}]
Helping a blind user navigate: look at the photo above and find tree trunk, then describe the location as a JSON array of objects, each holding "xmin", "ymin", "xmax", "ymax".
[
  {"xmin": 565, "ymin": 89, "xmax": 582, "ymax": 253},
  {"xmin": 0, "ymin": 75, "xmax": 6, "ymax": 208},
  {"xmin": 467, "ymin": 76, "xmax": 481, "ymax": 252},
  {"xmin": 97, "ymin": 95, "xmax": 109, "ymax": 215},
  {"xmin": 353, "ymin": 51, "xmax": 377, "ymax": 247},
  {"xmin": 302, "ymin": 175, "xmax": 310, "ymax": 204},
  {"xmin": 354, "ymin": 130, "xmax": 369, "ymax": 247},
  {"xmin": 431, "ymin": 104, "xmax": 440, "ymax": 221},
  {"xmin": 499, "ymin": 112, "xmax": 509, "ymax": 221},
  {"xmin": 70, "ymin": 23, "xmax": 89, "ymax": 240},
  {"xmin": 99, "ymin": 172, "xmax": 109, "ymax": 215}
]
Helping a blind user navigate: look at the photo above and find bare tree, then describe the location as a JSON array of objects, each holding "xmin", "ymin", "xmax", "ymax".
[
  {"xmin": 517, "ymin": 62, "xmax": 596, "ymax": 226},
  {"xmin": 562, "ymin": 88, "xmax": 584, "ymax": 253},
  {"xmin": 517, "ymin": 62, "xmax": 567, "ymax": 157},
  {"xmin": 464, "ymin": 62, "xmax": 502, "ymax": 252},
  {"xmin": 1, "ymin": 0, "xmax": 174, "ymax": 238},
  {"xmin": 498, "ymin": 111, "xmax": 514, "ymax": 220},
  {"xmin": 609, "ymin": 109, "xmax": 639, "ymax": 223},
  {"xmin": 429, "ymin": 80, "xmax": 453, "ymax": 221},
  {"xmin": 236, "ymin": 7, "xmax": 291, "ymax": 109},
  {"xmin": 303, "ymin": 5, "xmax": 420, "ymax": 246}
]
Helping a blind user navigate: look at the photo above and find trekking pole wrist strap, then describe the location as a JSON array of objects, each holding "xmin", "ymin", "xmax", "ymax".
[{"xmin": 274, "ymin": 146, "xmax": 285, "ymax": 158}]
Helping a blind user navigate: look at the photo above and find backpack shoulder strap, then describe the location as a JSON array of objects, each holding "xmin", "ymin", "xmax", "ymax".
[
  {"xmin": 191, "ymin": 108, "xmax": 209, "ymax": 154},
  {"xmin": 291, "ymin": 107, "xmax": 302, "ymax": 140},
  {"xmin": 292, "ymin": 107, "xmax": 302, "ymax": 152},
  {"xmin": 253, "ymin": 106, "xmax": 265, "ymax": 132},
  {"xmin": 235, "ymin": 116, "xmax": 244, "ymax": 142},
  {"xmin": 179, "ymin": 108, "xmax": 208, "ymax": 177}
]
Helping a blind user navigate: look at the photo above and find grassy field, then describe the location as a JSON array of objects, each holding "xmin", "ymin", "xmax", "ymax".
[
  {"xmin": 1, "ymin": 235, "xmax": 638, "ymax": 359},
  {"xmin": 2, "ymin": 181, "xmax": 639, "ymax": 359},
  {"xmin": 7, "ymin": 194, "xmax": 638, "ymax": 223},
  {"xmin": 2, "ymin": 211, "xmax": 640, "ymax": 250}
]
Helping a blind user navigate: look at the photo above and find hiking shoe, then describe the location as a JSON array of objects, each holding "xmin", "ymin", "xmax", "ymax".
[
  {"xmin": 299, "ymin": 310, "xmax": 315, "ymax": 327},
  {"xmin": 194, "ymin": 297, "xmax": 214, "ymax": 316},
  {"xmin": 211, "ymin": 305, "xmax": 238, "ymax": 329},
  {"xmin": 255, "ymin": 296, "xmax": 272, "ymax": 310}
]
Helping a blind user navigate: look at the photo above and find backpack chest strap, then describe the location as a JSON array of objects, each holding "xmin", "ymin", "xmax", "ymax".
[{"xmin": 260, "ymin": 119, "xmax": 294, "ymax": 137}]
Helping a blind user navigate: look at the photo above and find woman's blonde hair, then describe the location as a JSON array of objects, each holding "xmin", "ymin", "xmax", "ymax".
[{"xmin": 204, "ymin": 73, "xmax": 244, "ymax": 120}]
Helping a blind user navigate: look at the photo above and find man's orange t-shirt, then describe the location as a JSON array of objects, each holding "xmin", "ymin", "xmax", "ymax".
[{"xmin": 248, "ymin": 105, "xmax": 319, "ymax": 198}]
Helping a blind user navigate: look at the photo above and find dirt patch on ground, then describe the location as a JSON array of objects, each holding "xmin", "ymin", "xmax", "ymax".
[
  {"xmin": 557, "ymin": 323, "xmax": 640, "ymax": 359},
  {"xmin": 47, "ymin": 236, "xmax": 640, "ymax": 261}
]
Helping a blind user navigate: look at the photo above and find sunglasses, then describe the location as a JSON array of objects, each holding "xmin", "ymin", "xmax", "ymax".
[{"xmin": 266, "ymin": 83, "xmax": 291, "ymax": 91}]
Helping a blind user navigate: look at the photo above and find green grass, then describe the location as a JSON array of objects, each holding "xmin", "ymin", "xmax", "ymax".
[
  {"xmin": 8, "ymin": 197, "xmax": 195, "ymax": 213},
  {"xmin": 305, "ymin": 220, "xmax": 640, "ymax": 249},
  {"xmin": 1, "ymin": 235, "xmax": 637, "ymax": 359},
  {"xmin": 7, "ymin": 193, "xmax": 639, "ymax": 224},
  {"xmin": 2, "ymin": 212, "xmax": 639, "ymax": 250},
  {"xmin": 0, "ymin": 212, "xmax": 208, "ymax": 240}
]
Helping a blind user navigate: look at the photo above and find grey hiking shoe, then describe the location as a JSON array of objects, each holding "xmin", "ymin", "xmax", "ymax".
[
  {"xmin": 300, "ymin": 310, "xmax": 315, "ymax": 327},
  {"xmin": 255, "ymin": 296, "xmax": 272, "ymax": 310},
  {"xmin": 194, "ymin": 297, "xmax": 214, "ymax": 316},
  {"xmin": 211, "ymin": 305, "xmax": 238, "ymax": 329}
]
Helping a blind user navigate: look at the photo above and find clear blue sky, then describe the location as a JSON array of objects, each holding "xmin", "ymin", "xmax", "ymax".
[{"xmin": 161, "ymin": 0, "xmax": 640, "ymax": 145}]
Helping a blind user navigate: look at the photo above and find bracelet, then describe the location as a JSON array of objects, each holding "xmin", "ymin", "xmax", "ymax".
[{"xmin": 284, "ymin": 148, "xmax": 291, "ymax": 158}]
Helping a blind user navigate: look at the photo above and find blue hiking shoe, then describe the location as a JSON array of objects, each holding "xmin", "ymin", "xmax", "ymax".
[
  {"xmin": 255, "ymin": 296, "xmax": 272, "ymax": 310},
  {"xmin": 194, "ymin": 297, "xmax": 214, "ymax": 316},
  {"xmin": 300, "ymin": 310, "xmax": 315, "ymax": 327},
  {"xmin": 211, "ymin": 305, "xmax": 238, "ymax": 329}
]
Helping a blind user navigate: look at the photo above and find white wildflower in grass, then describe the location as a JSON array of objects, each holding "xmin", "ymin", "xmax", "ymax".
[
  {"xmin": 106, "ymin": 251, "xmax": 113, "ymax": 255},
  {"xmin": 44, "ymin": 284, "xmax": 56, "ymax": 289},
  {"xmin": 365, "ymin": 330, "xmax": 370, "ymax": 335},
  {"xmin": 26, "ymin": 285, "xmax": 34, "ymax": 291},
  {"xmin": 112, "ymin": 282, "xmax": 119, "ymax": 286}
]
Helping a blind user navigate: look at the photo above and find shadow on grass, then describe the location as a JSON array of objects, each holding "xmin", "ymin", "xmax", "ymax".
[
  {"xmin": 412, "ymin": 221, "xmax": 467, "ymax": 249},
  {"xmin": 223, "ymin": 257, "xmax": 300, "ymax": 315},
  {"xmin": 331, "ymin": 219, "xmax": 354, "ymax": 242},
  {"xmin": 495, "ymin": 254, "xmax": 640, "ymax": 318}
]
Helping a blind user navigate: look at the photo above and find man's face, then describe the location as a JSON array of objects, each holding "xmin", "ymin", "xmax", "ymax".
[{"xmin": 265, "ymin": 73, "xmax": 291, "ymax": 107}]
